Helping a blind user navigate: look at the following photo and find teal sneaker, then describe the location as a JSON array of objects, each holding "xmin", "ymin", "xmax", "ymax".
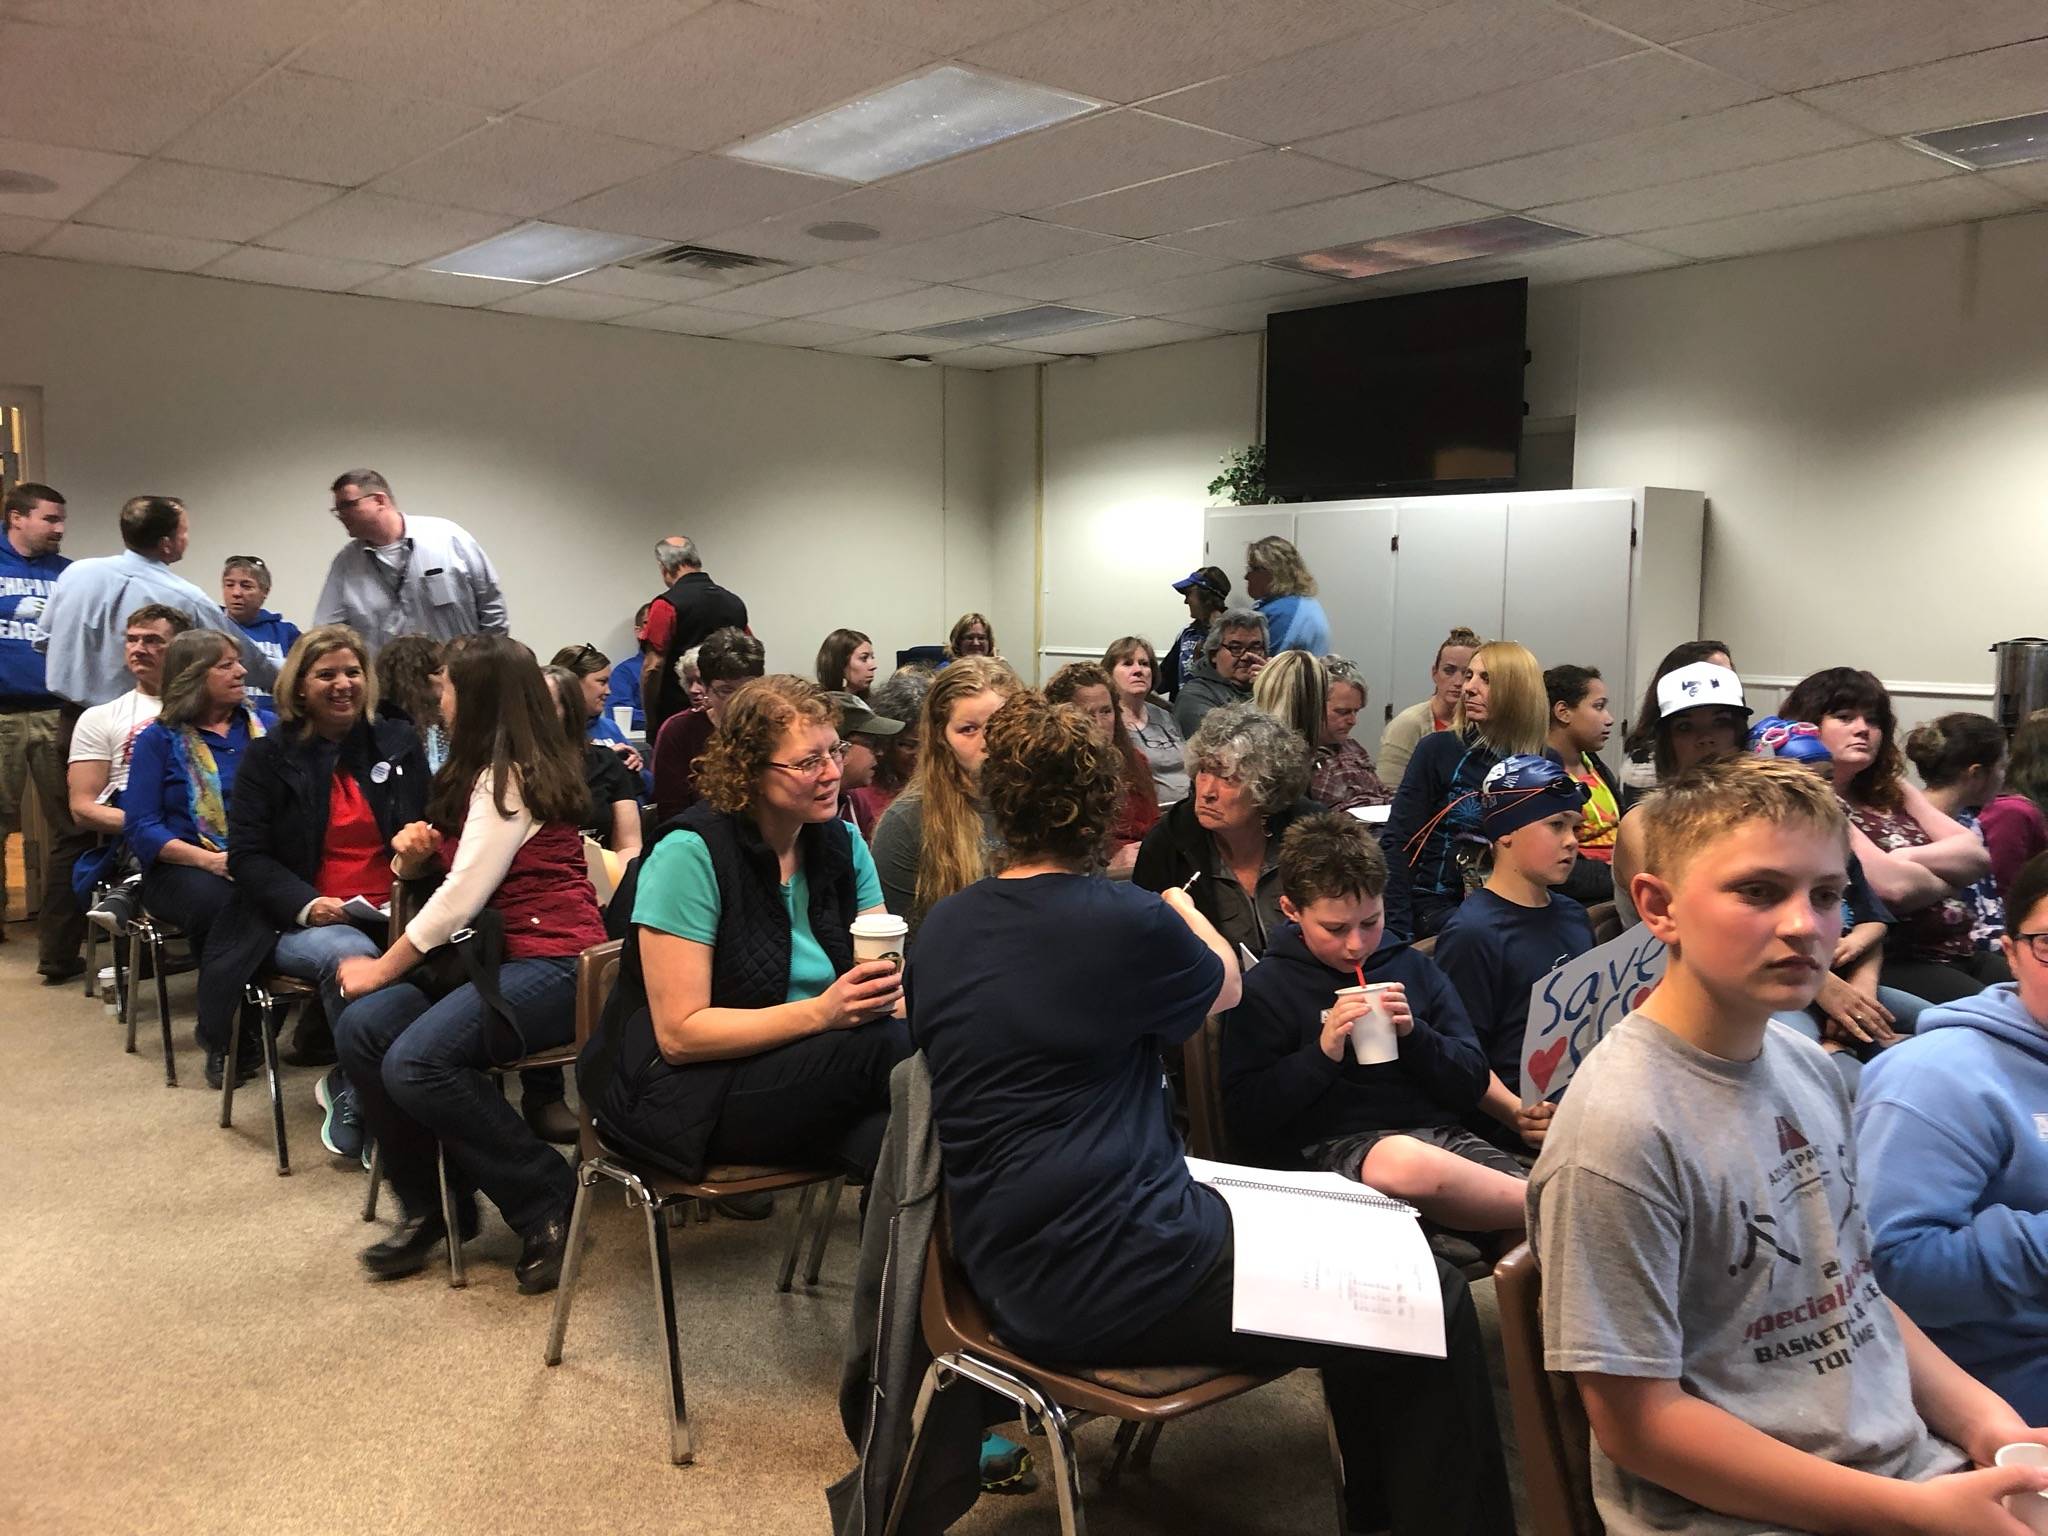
[{"xmin": 980, "ymin": 1432, "xmax": 1035, "ymax": 1493}]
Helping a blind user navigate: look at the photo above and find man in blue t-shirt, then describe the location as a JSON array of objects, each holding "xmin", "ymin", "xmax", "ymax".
[
  {"xmin": 0, "ymin": 482, "xmax": 81, "ymax": 980},
  {"xmin": 1433, "ymin": 754, "xmax": 1595, "ymax": 1152},
  {"xmin": 221, "ymin": 555, "xmax": 300, "ymax": 712}
]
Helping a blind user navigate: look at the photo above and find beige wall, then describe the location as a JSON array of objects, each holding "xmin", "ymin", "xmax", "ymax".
[{"xmin": 0, "ymin": 253, "xmax": 970, "ymax": 680}]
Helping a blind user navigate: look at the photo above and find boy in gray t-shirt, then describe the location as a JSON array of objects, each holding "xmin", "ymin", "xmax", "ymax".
[{"xmin": 1528, "ymin": 757, "xmax": 2048, "ymax": 1536}]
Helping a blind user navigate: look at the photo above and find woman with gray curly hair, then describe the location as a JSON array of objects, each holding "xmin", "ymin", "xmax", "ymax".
[{"xmin": 1134, "ymin": 700, "xmax": 1319, "ymax": 958}]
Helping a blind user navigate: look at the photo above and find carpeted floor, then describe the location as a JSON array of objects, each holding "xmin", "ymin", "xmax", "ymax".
[{"xmin": 2, "ymin": 925, "xmax": 1528, "ymax": 1535}]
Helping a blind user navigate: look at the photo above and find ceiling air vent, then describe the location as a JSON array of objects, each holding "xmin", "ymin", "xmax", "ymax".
[{"xmin": 619, "ymin": 244, "xmax": 791, "ymax": 278}]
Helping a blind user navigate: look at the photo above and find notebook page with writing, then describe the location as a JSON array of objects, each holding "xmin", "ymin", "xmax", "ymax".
[{"xmin": 1187, "ymin": 1157, "xmax": 1447, "ymax": 1359}]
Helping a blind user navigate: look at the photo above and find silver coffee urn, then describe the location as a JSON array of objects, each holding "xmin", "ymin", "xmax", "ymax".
[{"xmin": 1991, "ymin": 638, "xmax": 2048, "ymax": 732}]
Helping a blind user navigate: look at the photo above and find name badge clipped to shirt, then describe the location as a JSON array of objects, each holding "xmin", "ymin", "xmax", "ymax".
[{"xmin": 371, "ymin": 760, "xmax": 392, "ymax": 784}]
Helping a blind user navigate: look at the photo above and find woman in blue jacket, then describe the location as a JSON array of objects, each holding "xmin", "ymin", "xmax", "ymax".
[
  {"xmin": 1244, "ymin": 535, "xmax": 1330, "ymax": 655},
  {"xmin": 1856, "ymin": 850, "xmax": 2048, "ymax": 1422}
]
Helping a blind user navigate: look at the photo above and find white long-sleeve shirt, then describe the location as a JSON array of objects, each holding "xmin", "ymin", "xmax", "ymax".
[
  {"xmin": 314, "ymin": 513, "xmax": 508, "ymax": 653},
  {"xmin": 405, "ymin": 772, "xmax": 537, "ymax": 954}
]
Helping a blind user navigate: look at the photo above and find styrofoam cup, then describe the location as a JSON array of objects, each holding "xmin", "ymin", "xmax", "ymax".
[
  {"xmin": 1997, "ymin": 1444, "xmax": 2048, "ymax": 1534},
  {"xmin": 1337, "ymin": 984, "xmax": 1398, "ymax": 1065}
]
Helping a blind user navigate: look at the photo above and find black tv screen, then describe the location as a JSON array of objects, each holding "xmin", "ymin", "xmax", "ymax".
[{"xmin": 1264, "ymin": 278, "xmax": 1528, "ymax": 499}]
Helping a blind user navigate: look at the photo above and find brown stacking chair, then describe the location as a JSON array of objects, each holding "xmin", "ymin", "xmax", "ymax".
[
  {"xmin": 221, "ymin": 972, "xmax": 311, "ymax": 1175},
  {"xmin": 883, "ymin": 1204, "xmax": 1310, "ymax": 1536},
  {"xmin": 1585, "ymin": 900, "xmax": 1622, "ymax": 947},
  {"xmin": 542, "ymin": 939, "xmax": 848, "ymax": 1465},
  {"xmin": 1493, "ymin": 1242, "xmax": 1603, "ymax": 1536}
]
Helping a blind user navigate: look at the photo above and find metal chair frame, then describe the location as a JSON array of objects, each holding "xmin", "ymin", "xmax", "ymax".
[
  {"xmin": 221, "ymin": 974, "xmax": 310, "ymax": 1176},
  {"xmin": 124, "ymin": 914, "xmax": 182, "ymax": 1087}
]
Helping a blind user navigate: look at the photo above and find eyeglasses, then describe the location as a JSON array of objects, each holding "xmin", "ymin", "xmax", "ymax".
[
  {"xmin": 1217, "ymin": 640, "xmax": 1267, "ymax": 658},
  {"xmin": 330, "ymin": 495, "xmax": 371, "ymax": 516},
  {"xmin": 2011, "ymin": 930, "xmax": 2048, "ymax": 964},
  {"xmin": 225, "ymin": 555, "xmax": 268, "ymax": 570},
  {"xmin": 569, "ymin": 642, "xmax": 604, "ymax": 669},
  {"xmin": 768, "ymin": 742, "xmax": 851, "ymax": 780}
]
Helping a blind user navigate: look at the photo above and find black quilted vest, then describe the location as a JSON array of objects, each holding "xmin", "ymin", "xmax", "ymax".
[{"xmin": 577, "ymin": 803, "xmax": 859, "ymax": 1180}]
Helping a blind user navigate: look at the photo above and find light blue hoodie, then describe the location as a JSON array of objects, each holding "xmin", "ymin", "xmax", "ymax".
[
  {"xmin": 1855, "ymin": 984, "xmax": 2048, "ymax": 1420},
  {"xmin": 1256, "ymin": 592, "xmax": 1330, "ymax": 655}
]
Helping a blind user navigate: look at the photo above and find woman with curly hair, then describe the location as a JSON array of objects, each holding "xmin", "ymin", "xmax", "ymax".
[
  {"xmin": 374, "ymin": 634, "xmax": 449, "ymax": 770},
  {"xmin": 578, "ymin": 675, "xmax": 908, "ymax": 1187},
  {"xmin": 913, "ymin": 692, "xmax": 1513, "ymax": 1535},
  {"xmin": 1044, "ymin": 660, "xmax": 1158, "ymax": 875},
  {"xmin": 1782, "ymin": 667, "xmax": 1997, "ymax": 1001}
]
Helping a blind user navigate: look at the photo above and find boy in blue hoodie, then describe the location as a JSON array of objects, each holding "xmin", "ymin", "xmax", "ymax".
[
  {"xmin": 221, "ymin": 555, "xmax": 300, "ymax": 712},
  {"xmin": 1857, "ymin": 848, "xmax": 2048, "ymax": 1422},
  {"xmin": 1220, "ymin": 810, "xmax": 1528, "ymax": 1237}
]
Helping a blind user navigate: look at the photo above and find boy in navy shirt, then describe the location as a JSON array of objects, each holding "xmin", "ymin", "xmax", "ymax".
[
  {"xmin": 1435, "ymin": 754, "xmax": 1595, "ymax": 1151},
  {"xmin": 1221, "ymin": 811, "xmax": 1527, "ymax": 1237},
  {"xmin": 221, "ymin": 555, "xmax": 299, "ymax": 712}
]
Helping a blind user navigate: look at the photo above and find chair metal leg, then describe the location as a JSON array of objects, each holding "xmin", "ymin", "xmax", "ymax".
[
  {"xmin": 802, "ymin": 1176, "xmax": 844, "ymax": 1287},
  {"xmin": 219, "ymin": 993, "xmax": 244, "ymax": 1128},
  {"xmin": 262, "ymin": 996, "xmax": 290, "ymax": 1176},
  {"xmin": 153, "ymin": 931, "xmax": 175, "ymax": 1087},
  {"xmin": 941, "ymin": 1356, "xmax": 1089, "ymax": 1536},
  {"xmin": 880, "ymin": 1361, "xmax": 949, "ymax": 1536},
  {"xmin": 83, "ymin": 922, "xmax": 98, "ymax": 996},
  {"xmin": 123, "ymin": 925, "xmax": 142, "ymax": 1054},
  {"xmin": 544, "ymin": 1160, "xmax": 601, "ymax": 1366},
  {"xmin": 640, "ymin": 1190, "xmax": 694, "ymax": 1464},
  {"xmin": 362, "ymin": 1141, "xmax": 383, "ymax": 1221},
  {"xmin": 439, "ymin": 1142, "xmax": 466, "ymax": 1288},
  {"xmin": 777, "ymin": 1182, "xmax": 821, "ymax": 1293},
  {"xmin": 1130, "ymin": 1421, "xmax": 1163, "ymax": 1472},
  {"xmin": 1103, "ymin": 1420, "xmax": 1141, "ymax": 1488}
]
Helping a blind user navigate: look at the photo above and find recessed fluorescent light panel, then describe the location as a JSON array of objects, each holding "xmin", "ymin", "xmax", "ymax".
[
  {"xmin": 1272, "ymin": 216, "xmax": 1585, "ymax": 280},
  {"xmin": 727, "ymin": 66, "xmax": 1099, "ymax": 183},
  {"xmin": 426, "ymin": 222, "xmax": 670, "ymax": 285},
  {"xmin": 908, "ymin": 304, "xmax": 1122, "ymax": 345},
  {"xmin": 1906, "ymin": 109, "xmax": 2048, "ymax": 169}
]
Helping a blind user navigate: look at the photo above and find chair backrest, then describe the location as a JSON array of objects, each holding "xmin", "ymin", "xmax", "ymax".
[
  {"xmin": 582, "ymin": 835, "xmax": 620, "ymax": 905},
  {"xmin": 573, "ymin": 939, "xmax": 624, "ymax": 1164},
  {"xmin": 1493, "ymin": 1242, "xmax": 1603, "ymax": 1536},
  {"xmin": 389, "ymin": 874, "xmax": 423, "ymax": 935},
  {"xmin": 1178, "ymin": 1014, "xmax": 1234, "ymax": 1161},
  {"xmin": 1411, "ymin": 933, "xmax": 1437, "ymax": 957},
  {"xmin": 1585, "ymin": 900, "xmax": 1622, "ymax": 947}
]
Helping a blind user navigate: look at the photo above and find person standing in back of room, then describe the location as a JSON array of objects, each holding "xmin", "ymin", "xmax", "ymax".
[
  {"xmin": 1160, "ymin": 566, "xmax": 1230, "ymax": 701},
  {"xmin": 641, "ymin": 536, "xmax": 747, "ymax": 739},
  {"xmin": 312, "ymin": 469, "xmax": 507, "ymax": 655},
  {"xmin": 1244, "ymin": 536, "xmax": 1329, "ymax": 656},
  {"xmin": 221, "ymin": 555, "xmax": 300, "ymax": 713}
]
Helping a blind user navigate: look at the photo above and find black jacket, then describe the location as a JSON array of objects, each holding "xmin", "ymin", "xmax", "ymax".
[
  {"xmin": 578, "ymin": 802, "xmax": 859, "ymax": 1181},
  {"xmin": 196, "ymin": 716, "xmax": 429, "ymax": 1046},
  {"xmin": 645, "ymin": 571, "xmax": 748, "ymax": 735},
  {"xmin": 1132, "ymin": 794, "xmax": 1321, "ymax": 960}
]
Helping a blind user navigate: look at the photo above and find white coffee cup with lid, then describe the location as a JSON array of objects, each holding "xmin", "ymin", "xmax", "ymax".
[
  {"xmin": 1332, "ymin": 983, "xmax": 1398, "ymax": 1065},
  {"xmin": 849, "ymin": 913, "xmax": 908, "ymax": 972},
  {"xmin": 611, "ymin": 705, "xmax": 634, "ymax": 735},
  {"xmin": 1996, "ymin": 1443, "xmax": 2048, "ymax": 1533}
]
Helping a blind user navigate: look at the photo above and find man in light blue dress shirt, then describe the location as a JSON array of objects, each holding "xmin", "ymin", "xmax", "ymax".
[
  {"xmin": 312, "ymin": 469, "xmax": 508, "ymax": 654},
  {"xmin": 37, "ymin": 496, "xmax": 279, "ymax": 707}
]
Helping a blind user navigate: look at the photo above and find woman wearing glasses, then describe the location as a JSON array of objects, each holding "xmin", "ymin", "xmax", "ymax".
[
  {"xmin": 579, "ymin": 676, "xmax": 909, "ymax": 1187},
  {"xmin": 1171, "ymin": 607, "xmax": 1270, "ymax": 740}
]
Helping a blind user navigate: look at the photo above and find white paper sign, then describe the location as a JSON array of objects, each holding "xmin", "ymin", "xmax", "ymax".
[{"xmin": 1520, "ymin": 924, "xmax": 1667, "ymax": 1105}]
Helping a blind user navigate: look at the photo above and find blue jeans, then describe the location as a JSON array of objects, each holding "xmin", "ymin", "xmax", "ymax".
[
  {"xmin": 269, "ymin": 922, "xmax": 382, "ymax": 1034},
  {"xmin": 333, "ymin": 956, "xmax": 578, "ymax": 1235}
]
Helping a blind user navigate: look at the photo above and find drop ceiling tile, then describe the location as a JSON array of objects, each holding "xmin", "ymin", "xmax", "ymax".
[
  {"xmin": 1150, "ymin": 0, "xmax": 1642, "ymax": 145},
  {"xmin": 813, "ymin": 284, "xmax": 1010, "ymax": 330},
  {"xmin": 490, "ymin": 287, "xmax": 660, "ymax": 321},
  {"xmin": 824, "ymin": 331, "xmax": 973, "ymax": 355},
  {"xmin": 960, "ymin": 0, "xmax": 1412, "ymax": 104},
  {"xmin": 1423, "ymin": 97, "xmax": 1867, "ymax": 208},
  {"xmin": 201, "ymin": 246, "xmax": 393, "ymax": 291},
  {"xmin": 1535, "ymin": 140, "xmax": 1955, "ymax": 235},
  {"xmin": 695, "ymin": 266, "xmax": 922, "ymax": 317},
  {"xmin": 293, "ymin": 0, "xmax": 706, "ymax": 112},
  {"xmin": 1300, "ymin": 51, "xmax": 1763, "ymax": 180},
  {"xmin": 164, "ymin": 71, "xmax": 488, "ymax": 187},
  {"xmin": 35, "ymin": 221, "xmax": 233, "ymax": 271},
  {"xmin": 0, "ymin": 213, "xmax": 55, "ymax": 250},
  {"xmin": 937, "ymin": 344, "xmax": 1058, "ymax": 369},
  {"xmin": 369, "ymin": 121, "xmax": 683, "ymax": 219},
  {"xmin": 0, "ymin": 21, "xmax": 259, "ymax": 154},
  {"xmin": 257, "ymin": 192, "xmax": 516, "ymax": 265},
  {"xmin": 1633, "ymin": 175, "xmax": 2029, "ymax": 259},
  {"xmin": 700, "ymin": 187, "xmax": 993, "ymax": 266},
  {"xmin": 1161, "ymin": 289, "xmax": 1357, "ymax": 332},
  {"xmin": 1028, "ymin": 317, "xmax": 1219, "ymax": 353},
  {"xmin": 76, "ymin": 160, "xmax": 337, "ymax": 242},
  {"xmin": 1558, "ymin": 0, "xmax": 1780, "ymax": 41},
  {"xmin": 1507, "ymin": 236, "xmax": 1689, "ymax": 283},
  {"xmin": 725, "ymin": 317, "xmax": 876, "ymax": 347},
  {"xmin": 1160, "ymin": 183, "xmax": 1497, "ymax": 262},
  {"xmin": 1040, "ymin": 150, "xmax": 1384, "ymax": 239},
  {"xmin": 0, "ymin": 137, "xmax": 139, "ymax": 220},
  {"xmin": 521, "ymin": 1, "xmax": 929, "ymax": 151},
  {"xmin": 1795, "ymin": 37, "xmax": 2048, "ymax": 137},
  {"xmin": 886, "ymin": 110, "xmax": 1260, "ymax": 217},
  {"xmin": 835, "ymin": 216, "xmax": 1121, "ymax": 281},
  {"xmin": 607, "ymin": 303, "xmax": 763, "ymax": 334},
  {"xmin": 1070, "ymin": 263, "xmax": 1340, "ymax": 316},
  {"xmin": 5, "ymin": 0, "xmax": 343, "ymax": 63},
  {"xmin": 556, "ymin": 266, "xmax": 734, "ymax": 304},
  {"xmin": 960, "ymin": 240, "xmax": 1227, "ymax": 300},
  {"xmin": 1676, "ymin": 0, "xmax": 2048, "ymax": 94},
  {"xmin": 357, "ymin": 268, "xmax": 520, "ymax": 307},
  {"xmin": 1986, "ymin": 162, "xmax": 2048, "ymax": 205},
  {"xmin": 749, "ymin": 0, "xmax": 1080, "ymax": 53},
  {"xmin": 549, "ymin": 154, "xmax": 840, "ymax": 242}
]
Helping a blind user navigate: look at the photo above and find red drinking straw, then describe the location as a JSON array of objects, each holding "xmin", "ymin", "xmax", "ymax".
[{"xmin": 1354, "ymin": 963, "xmax": 1367, "ymax": 989}]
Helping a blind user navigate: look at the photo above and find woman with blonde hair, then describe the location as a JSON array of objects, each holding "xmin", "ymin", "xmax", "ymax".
[
  {"xmin": 1382, "ymin": 640, "xmax": 1550, "ymax": 939},
  {"xmin": 945, "ymin": 612, "xmax": 997, "ymax": 662},
  {"xmin": 1045, "ymin": 660, "xmax": 1159, "ymax": 874},
  {"xmin": 871, "ymin": 656, "xmax": 1018, "ymax": 942},
  {"xmin": 1244, "ymin": 535, "xmax": 1329, "ymax": 655}
]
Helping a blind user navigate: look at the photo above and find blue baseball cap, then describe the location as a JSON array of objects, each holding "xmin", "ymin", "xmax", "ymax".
[
  {"xmin": 1479, "ymin": 754, "xmax": 1589, "ymax": 840},
  {"xmin": 1750, "ymin": 715, "xmax": 1832, "ymax": 768}
]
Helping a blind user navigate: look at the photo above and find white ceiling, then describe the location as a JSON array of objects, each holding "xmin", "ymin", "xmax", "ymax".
[{"xmin": 0, "ymin": 0, "xmax": 2042, "ymax": 368}]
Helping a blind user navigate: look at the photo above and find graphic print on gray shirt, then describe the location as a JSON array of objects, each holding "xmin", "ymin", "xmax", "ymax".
[{"xmin": 1526, "ymin": 1013, "xmax": 1963, "ymax": 1536}]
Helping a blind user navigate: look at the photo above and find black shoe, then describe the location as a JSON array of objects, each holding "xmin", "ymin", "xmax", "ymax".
[
  {"xmin": 522, "ymin": 1096, "xmax": 579, "ymax": 1146},
  {"xmin": 360, "ymin": 1201, "xmax": 479, "ymax": 1281},
  {"xmin": 712, "ymin": 1192, "xmax": 776, "ymax": 1221},
  {"xmin": 39, "ymin": 957, "xmax": 86, "ymax": 986},
  {"xmin": 515, "ymin": 1213, "xmax": 570, "ymax": 1294},
  {"xmin": 204, "ymin": 1044, "xmax": 263, "ymax": 1090}
]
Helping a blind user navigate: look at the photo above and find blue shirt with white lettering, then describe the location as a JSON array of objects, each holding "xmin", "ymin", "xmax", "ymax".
[{"xmin": 0, "ymin": 540, "xmax": 71, "ymax": 704}]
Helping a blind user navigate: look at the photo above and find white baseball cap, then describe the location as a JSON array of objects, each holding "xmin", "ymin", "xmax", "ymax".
[{"xmin": 1656, "ymin": 661, "xmax": 1749, "ymax": 721}]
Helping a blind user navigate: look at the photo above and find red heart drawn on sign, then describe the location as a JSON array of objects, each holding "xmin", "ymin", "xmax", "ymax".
[
  {"xmin": 1632, "ymin": 985, "xmax": 1655, "ymax": 1010},
  {"xmin": 1528, "ymin": 1038, "xmax": 1569, "ymax": 1095}
]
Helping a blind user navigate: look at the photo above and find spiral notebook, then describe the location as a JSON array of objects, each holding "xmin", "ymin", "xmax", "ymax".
[{"xmin": 1186, "ymin": 1156, "xmax": 1447, "ymax": 1359}]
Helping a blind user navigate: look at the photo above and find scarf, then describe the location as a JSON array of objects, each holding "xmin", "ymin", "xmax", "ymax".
[{"xmin": 171, "ymin": 708, "xmax": 266, "ymax": 851}]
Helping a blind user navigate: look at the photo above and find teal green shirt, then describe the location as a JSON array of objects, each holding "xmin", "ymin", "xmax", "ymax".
[{"xmin": 632, "ymin": 829, "xmax": 884, "ymax": 1004}]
